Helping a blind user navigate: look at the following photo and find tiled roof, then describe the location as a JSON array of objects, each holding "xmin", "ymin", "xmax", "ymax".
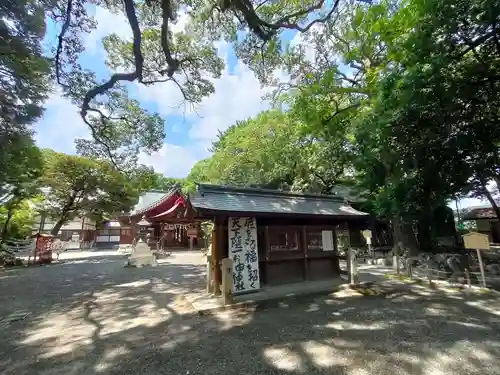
[
  {"xmin": 130, "ymin": 186, "xmax": 181, "ymax": 216},
  {"xmin": 463, "ymin": 207, "xmax": 498, "ymax": 220},
  {"xmin": 190, "ymin": 184, "xmax": 368, "ymax": 217}
]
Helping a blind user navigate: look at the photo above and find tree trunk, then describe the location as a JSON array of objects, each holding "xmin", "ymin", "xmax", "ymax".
[
  {"xmin": 418, "ymin": 212, "xmax": 434, "ymax": 252},
  {"xmin": 50, "ymin": 217, "xmax": 67, "ymax": 236},
  {"xmin": 392, "ymin": 214, "xmax": 420, "ymax": 256},
  {"xmin": 0, "ymin": 207, "xmax": 14, "ymax": 244},
  {"xmin": 50, "ymin": 191, "xmax": 78, "ymax": 236},
  {"xmin": 479, "ymin": 177, "xmax": 500, "ymax": 221}
]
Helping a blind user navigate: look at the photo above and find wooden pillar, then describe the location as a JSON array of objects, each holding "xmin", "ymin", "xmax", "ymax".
[
  {"xmin": 348, "ymin": 247, "xmax": 359, "ymax": 284},
  {"xmin": 206, "ymin": 254, "xmax": 214, "ymax": 293},
  {"xmin": 302, "ymin": 226, "xmax": 309, "ymax": 280},
  {"xmin": 213, "ymin": 217, "xmax": 223, "ymax": 296},
  {"xmin": 221, "ymin": 258, "xmax": 234, "ymax": 305}
]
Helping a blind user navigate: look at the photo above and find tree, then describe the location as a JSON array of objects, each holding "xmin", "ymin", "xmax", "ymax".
[
  {"xmin": 47, "ymin": 0, "xmax": 371, "ymax": 168},
  {"xmin": 266, "ymin": 0, "xmax": 500, "ymax": 253},
  {"xmin": 40, "ymin": 150, "xmax": 141, "ymax": 235},
  {"xmin": 361, "ymin": 0, "xmax": 500, "ymax": 230},
  {"xmin": 1, "ymin": 0, "xmax": 51, "ymax": 194},
  {"xmin": 127, "ymin": 165, "xmax": 185, "ymax": 193},
  {"xmin": 0, "ymin": 0, "xmax": 51, "ymax": 130},
  {"xmin": 185, "ymin": 158, "xmax": 213, "ymax": 192},
  {"xmin": 186, "ymin": 110, "xmax": 355, "ymax": 194},
  {"xmin": 0, "ymin": 135, "xmax": 44, "ymax": 197},
  {"xmin": 184, "ymin": 0, "xmax": 500, "ymax": 253},
  {"xmin": 0, "ymin": 139, "xmax": 44, "ymax": 242},
  {"xmin": 0, "ymin": 196, "xmax": 42, "ymax": 242}
]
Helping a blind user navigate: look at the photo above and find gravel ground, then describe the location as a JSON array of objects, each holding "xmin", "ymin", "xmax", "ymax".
[{"xmin": 1, "ymin": 250, "xmax": 500, "ymax": 375}]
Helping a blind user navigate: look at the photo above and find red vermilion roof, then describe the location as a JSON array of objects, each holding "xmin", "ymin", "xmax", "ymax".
[
  {"xmin": 129, "ymin": 186, "xmax": 185, "ymax": 217},
  {"xmin": 149, "ymin": 196, "xmax": 187, "ymax": 220}
]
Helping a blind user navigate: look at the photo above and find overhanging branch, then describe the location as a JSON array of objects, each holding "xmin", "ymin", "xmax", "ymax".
[{"xmin": 55, "ymin": 0, "xmax": 74, "ymax": 87}]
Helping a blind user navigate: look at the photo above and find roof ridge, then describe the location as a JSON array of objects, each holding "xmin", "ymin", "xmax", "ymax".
[
  {"xmin": 131, "ymin": 186, "xmax": 182, "ymax": 216},
  {"xmin": 196, "ymin": 183, "xmax": 347, "ymax": 202},
  {"xmin": 147, "ymin": 189, "xmax": 172, "ymax": 194}
]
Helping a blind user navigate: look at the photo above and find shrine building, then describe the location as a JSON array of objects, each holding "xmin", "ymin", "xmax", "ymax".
[
  {"xmin": 97, "ymin": 186, "xmax": 203, "ymax": 250},
  {"xmin": 97, "ymin": 183, "xmax": 369, "ymax": 291},
  {"xmin": 189, "ymin": 184, "xmax": 369, "ymax": 291}
]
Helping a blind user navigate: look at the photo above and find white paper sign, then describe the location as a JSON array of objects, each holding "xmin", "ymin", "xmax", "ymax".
[
  {"xmin": 228, "ymin": 217, "xmax": 260, "ymax": 294},
  {"xmin": 321, "ymin": 230, "xmax": 335, "ymax": 251}
]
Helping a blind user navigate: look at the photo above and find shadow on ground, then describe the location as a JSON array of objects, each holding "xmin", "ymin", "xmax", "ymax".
[{"xmin": 1, "ymin": 253, "xmax": 500, "ymax": 375}]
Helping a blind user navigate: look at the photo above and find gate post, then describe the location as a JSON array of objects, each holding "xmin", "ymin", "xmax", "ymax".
[
  {"xmin": 206, "ymin": 254, "xmax": 214, "ymax": 294},
  {"xmin": 221, "ymin": 258, "xmax": 233, "ymax": 305}
]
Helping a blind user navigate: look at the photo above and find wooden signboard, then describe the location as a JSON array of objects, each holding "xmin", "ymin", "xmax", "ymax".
[
  {"xmin": 462, "ymin": 232, "xmax": 489, "ymax": 250},
  {"xmin": 228, "ymin": 217, "xmax": 260, "ymax": 294},
  {"xmin": 187, "ymin": 228, "xmax": 197, "ymax": 237},
  {"xmin": 462, "ymin": 232, "xmax": 489, "ymax": 288},
  {"xmin": 362, "ymin": 230, "xmax": 372, "ymax": 239}
]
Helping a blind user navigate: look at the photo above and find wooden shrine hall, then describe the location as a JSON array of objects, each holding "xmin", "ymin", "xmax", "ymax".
[
  {"xmin": 113, "ymin": 183, "xmax": 369, "ymax": 292},
  {"xmin": 117, "ymin": 186, "xmax": 202, "ymax": 250},
  {"xmin": 189, "ymin": 184, "xmax": 369, "ymax": 291}
]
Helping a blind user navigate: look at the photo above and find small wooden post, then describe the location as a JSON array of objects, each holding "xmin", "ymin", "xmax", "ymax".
[
  {"xmin": 212, "ymin": 226, "xmax": 221, "ymax": 296},
  {"xmin": 427, "ymin": 267, "xmax": 433, "ymax": 287},
  {"xmin": 406, "ymin": 258, "xmax": 413, "ymax": 279},
  {"xmin": 465, "ymin": 269, "xmax": 471, "ymax": 288},
  {"xmin": 206, "ymin": 254, "xmax": 213, "ymax": 294},
  {"xmin": 348, "ymin": 248, "xmax": 358, "ymax": 284},
  {"xmin": 476, "ymin": 248, "xmax": 487, "ymax": 288},
  {"xmin": 221, "ymin": 258, "xmax": 233, "ymax": 305},
  {"xmin": 393, "ymin": 254, "xmax": 400, "ymax": 275}
]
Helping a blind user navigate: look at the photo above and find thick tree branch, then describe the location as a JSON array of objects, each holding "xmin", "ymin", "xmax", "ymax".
[
  {"xmin": 55, "ymin": 0, "xmax": 73, "ymax": 87},
  {"xmin": 160, "ymin": 0, "xmax": 180, "ymax": 77},
  {"xmin": 323, "ymin": 102, "xmax": 361, "ymax": 124},
  {"xmin": 81, "ymin": 0, "xmax": 143, "ymax": 120},
  {"xmin": 269, "ymin": 0, "xmax": 340, "ymax": 33},
  {"xmin": 460, "ymin": 29, "xmax": 499, "ymax": 57},
  {"xmin": 228, "ymin": 0, "xmax": 340, "ymax": 41},
  {"xmin": 336, "ymin": 70, "xmax": 359, "ymax": 86}
]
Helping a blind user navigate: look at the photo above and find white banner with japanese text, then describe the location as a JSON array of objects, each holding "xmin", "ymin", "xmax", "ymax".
[{"xmin": 228, "ymin": 217, "xmax": 260, "ymax": 294}]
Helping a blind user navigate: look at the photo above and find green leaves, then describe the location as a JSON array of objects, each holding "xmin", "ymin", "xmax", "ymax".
[
  {"xmin": 186, "ymin": 109, "xmax": 353, "ymax": 194},
  {"xmin": 40, "ymin": 150, "xmax": 140, "ymax": 231}
]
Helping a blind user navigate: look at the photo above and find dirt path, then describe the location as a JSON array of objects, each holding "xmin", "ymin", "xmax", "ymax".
[{"xmin": 1, "ymin": 251, "xmax": 500, "ymax": 375}]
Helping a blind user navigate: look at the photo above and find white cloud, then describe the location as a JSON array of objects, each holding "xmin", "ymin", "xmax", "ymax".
[
  {"xmin": 85, "ymin": 7, "xmax": 189, "ymax": 55},
  {"xmin": 85, "ymin": 7, "xmax": 132, "ymax": 54},
  {"xmin": 289, "ymin": 30, "xmax": 317, "ymax": 62},
  {"xmin": 135, "ymin": 42, "xmax": 271, "ymax": 176},
  {"xmin": 134, "ymin": 39, "xmax": 274, "ymax": 176},
  {"xmin": 138, "ymin": 143, "xmax": 209, "ymax": 178},
  {"xmin": 133, "ymin": 79, "xmax": 187, "ymax": 116},
  {"xmin": 34, "ymin": 92, "xmax": 91, "ymax": 154},
  {"xmin": 187, "ymin": 57, "xmax": 269, "ymax": 142}
]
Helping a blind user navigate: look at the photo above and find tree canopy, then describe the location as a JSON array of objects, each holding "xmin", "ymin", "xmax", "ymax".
[
  {"xmin": 1, "ymin": 0, "xmax": 51, "ymax": 197},
  {"xmin": 3, "ymin": 0, "xmax": 500, "ymax": 253},
  {"xmin": 40, "ymin": 150, "xmax": 141, "ymax": 235},
  {"xmin": 45, "ymin": 0, "xmax": 376, "ymax": 169},
  {"xmin": 184, "ymin": 0, "xmax": 500, "ymax": 253}
]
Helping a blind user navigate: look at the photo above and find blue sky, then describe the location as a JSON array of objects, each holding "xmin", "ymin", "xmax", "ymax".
[{"xmin": 35, "ymin": 6, "xmax": 271, "ymax": 178}]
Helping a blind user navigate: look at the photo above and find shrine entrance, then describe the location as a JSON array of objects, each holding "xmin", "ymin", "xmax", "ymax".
[
  {"xmin": 119, "ymin": 186, "xmax": 204, "ymax": 251},
  {"xmin": 154, "ymin": 221, "xmax": 201, "ymax": 250}
]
